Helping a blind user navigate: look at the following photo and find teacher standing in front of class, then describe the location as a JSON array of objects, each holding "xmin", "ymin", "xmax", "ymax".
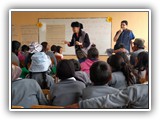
[
  {"xmin": 114, "ymin": 20, "xmax": 135, "ymax": 53},
  {"xmin": 64, "ymin": 21, "xmax": 91, "ymax": 63}
]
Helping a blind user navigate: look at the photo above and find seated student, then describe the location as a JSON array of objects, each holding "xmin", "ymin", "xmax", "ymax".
[
  {"xmin": 107, "ymin": 54, "xmax": 136, "ymax": 89},
  {"xmin": 70, "ymin": 59, "xmax": 91, "ymax": 85},
  {"xmin": 28, "ymin": 52, "xmax": 54, "ymax": 89},
  {"xmin": 18, "ymin": 45, "xmax": 29, "ymax": 67},
  {"xmin": 12, "ymin": 64, "xmax": 48, "ymax": 108},
  {"xmin": 115, "ymin": 52, "xmax": 130, "ymax": 64},
  {"xmin": 82, "ymin": 61, "xmax": 119, "ymax": 100},
  {"xmin": 134, "ymin": 51, "xmax": 148, "ymax": 83},
  {"xmin": 130, "ymin": 38, "xmax": 146, "ymax": 66},
  {"xmin": 51, "ymin": 45, "xmax": 57, "ymax": 54},
  {"xmin": 25, "ymin": 42, "xmax": 43, "ymax": 69},
  {"xmin": 12, "ymin": 40, "xmax": 21, "ymax": 66},
  {"xmin": 21, "ymin": 42, "xmax": 42, "ymax": 78},
  {"xmin": 106, "ymin": 43, "xmax": 129, "ymax": 57},
  {"xmin": 55, "ymin": 46, "xmax": 64, "ymax": 61},
  {"xmin": 41, "ymin": 42, "xmax": 57, "ymax": 66},
  {"xmin": 80, "ymin": 44, "xmax": 99, "ymax": 75},
  {"xmin": 66, "ymin": 67, "xmax": 149, "ymax": 109},
  {"xmin": 50, "ymin": 59, "xmax": 86, "ymax": 106}
]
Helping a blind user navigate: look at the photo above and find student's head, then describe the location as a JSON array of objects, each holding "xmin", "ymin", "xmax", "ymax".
[
  {"xmin": 121, "ymin": 20, "xmax": 128, "ymax": 29},
  {"xmin": 21, "ymin": 45, "xmax": 29, "ymax": 52},
  {"xmin": 87, "ymin": 44, "xmax": 99, "ymax": 60},
  {"xmin": 107, "ymin": 54, "xmax": 124, "ymax": 72},
  {"xmin": 133, "ymin": 38, "xmax": 145, "ymax": 51},
  {"xmin": 12, "ymin": 40, "xmax": 21, "ymax": 55},
  {"xmin": 115, "ymin": 52, "xmax": 130, "ymax": 64},
  {"xmin": 107, "ymin": 54, "xmax": 135, "ymax": 85},
  {"xmin": 51, "ymin": 45, "xmax": 57, "ymax": 53},
  {"xmin": 29, "ymin": 42, "xmax": 42, "ymax": 53},
  {"xmin": 90, "ymin": 61, "xmax": 111, "ymax": 85},
  {"xmin": 56, "ymin": 59, "xmax": 75, "ymax": 80},
  {"xmin": 12, "ymin": 64, "xmax": 22, "ymax": 81},
  {"xmin": 114, "ymin": 43, "xmax": 125, "ymax": 50},
  {"xmin": 71, "ymin": 21, "xmax": 83, "ymax": 33},
  {"xmin": 29, "ymin": 52, "xmax": 51, "ymax": 73},
  {"xmin": 135, "ymin": 52, "xmax": 148, "ymax": 72},
  {"xmin": 70, "ymin": 59, "xmax": 81, "ymax": 71},
  {"xmin": 56, "ymin": 46, "xmax": 63, "ymax": 54},
  {"xmin": 41, "ymin": 42, "xmax": 49, "ymax": 52}
]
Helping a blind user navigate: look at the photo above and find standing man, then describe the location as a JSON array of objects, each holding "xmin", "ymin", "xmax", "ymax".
[{"xmin": 114, "ymin": 20, "xmax": 135, "ymax": 52}]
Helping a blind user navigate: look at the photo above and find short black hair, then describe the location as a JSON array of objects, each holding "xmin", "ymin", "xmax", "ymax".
[
  {"xmin": 71, "ymin": 21, "xmax": 83, "ymax": 29},
  {"xmin": 70, "ymin": 59, "xmax": 81, "ymax": 71},
  {"xmin": 135, "ymin": 52, "xmax": 148, "ymax": 71},
  {"xmin": 12, "ymin": 40, "xmax": 21, "ymax": 53},
  {"xmin": 56, "ymin": 59, "xmax": 75, "ymax": 80},
  {"xmin": 90, "ymin": 61, "xmax": 111, "ymax": 85},
  {"xmin": 56, "ymin": 46, "xmax": 62, "ymax": 53},
  {"xmin": 51, "ymin": 45, "xmax": 57, "ymax": 52},
  {"xmin": 114, "ymin": 43, "xmax": 125, "ymax": 50},
  {"xmin": 87, "ymin": 45, "xmax": 99, "ymax": 59},
  {"xmin": 121, "ymin": 20, "xmax": 128, "ymax": 25},
  {"xmin": 41, "ymin": 42, "xmax": 48, "ymax": 51},
  {"xmin": 21, "ymin": 45, "xmax": 29, "ymax": 52}
]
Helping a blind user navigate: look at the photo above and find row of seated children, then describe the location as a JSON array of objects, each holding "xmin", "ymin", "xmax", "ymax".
[
  {"xmin": 12, "ymin": 41, "xmax": 64, "ymax": 78},
  {"xmin": 11, "ymin": 38, "xmax": 148, "ymax": 108},
  {"xmin": 12, "ymin": 41, "xmax": 64, "ymax": 68}
]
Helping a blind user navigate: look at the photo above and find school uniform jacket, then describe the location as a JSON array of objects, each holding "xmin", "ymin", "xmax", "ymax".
[
  {"xmin": 75, "ymin": 71, "xmax": 92, "ymax": 85},
  {"xmin": 82, "ymin": 85, "xmax": 119, "ymax": 100},
  {"xmin": 79, "ymin": 84, "xmax": 148, "ymax": 109},
  {"xmin": 50, "ymin": 77, "xmax": 86, "ymax": 106},
  {"xmin": 108, "ymin": 71, "xmax": 127, "ymax": 90},
  {"xmin": 27, "ymin": 73, "xmax": 54, "ymax": 89},
  {"xmin": 12, "ymin": 78, "xmax": 48, "ymax": 108}
]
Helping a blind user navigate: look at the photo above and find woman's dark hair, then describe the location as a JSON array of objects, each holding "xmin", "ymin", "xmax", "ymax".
[
  {"xmin": 70, "ymin": 59, "xmax": 81, "ymax": 71},
  {"xmin": 56, "ymin": 59, "xmax": 75, "ymax": 80},
  {"xmin": 41, "ymin": 42, "xmax": 48, "ymax": 52},
  {"xmin": 51, "ymin": 45, "xmax": 57, "ymax": 53},
  {"xmin": 21, "ymin": 45, "xmax": 29, "ymax": 52},
  {"xmin": 115, "ymin": 52, "xmax": 129, "ymax": 64},
  {"xmin": 56, "ymin": 46, "xmax": 62, "ymax": 53},
  {"xmin": 135, "ymin": 52, "xmax": 148, "ymax": 74},
  {"xmin": 29, "ymin": 72, "xmax": 48, "ymax": 89},
  {"xmin": 121, "ymin": 20, "xmax": 128, "ymax": 25},
  {"xmin": 107, "ymin": 54, "xmax": 135, "ymax": 85},
  {"xmin": 87, "ymin": 44, "xmax": 99, "ymax": 60},
  {"xmin": 71, "ymin": 21, "xmax": 83, "ymax": 29},
  {"xmin": 12, "ymin": 40, "xmax": 21, "ymax": 55},
  {"xmin": 90, "ymin": 61, "xmax": 111, "ymax": 85}
]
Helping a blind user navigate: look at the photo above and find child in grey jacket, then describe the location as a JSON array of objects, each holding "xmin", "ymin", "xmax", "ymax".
[
  {"xmin": 107, "ymin": 54, "xmax": 136, "ymax": 89},
  {"xmin": 50, "ymin": 60, "xmax": 86, "ymax": 106},
  {"xmin": 82, "ymin": 61, "xmax": 119, "ymax": 100},
  {"xmin": 28, "ymin": 52, "xmax": 54, "ymax": 89},
  {"xmin": 79, "ymin": 84, "xmax": 148, "ymax": 109},
  {"xmin": 70, "ymin": 59, "xmax": 91, "ymax": 85},
  {"xmin": 11, "ymin": 64, "xmax": 48, "ymax": 108},
  {"xmin": 66, "ymin": 66, "xmax": 149, "ymax": 109}
]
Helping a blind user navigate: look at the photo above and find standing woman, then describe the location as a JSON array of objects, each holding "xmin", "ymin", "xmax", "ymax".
[{"xmin": 64, "ymin": 21, "xmax": 91, "ymax": 63}]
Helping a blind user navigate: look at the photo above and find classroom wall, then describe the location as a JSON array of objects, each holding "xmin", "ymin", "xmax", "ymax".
[{"xmin": 12, "ymin": 11, "xmax": 148, "ymax": 61}]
